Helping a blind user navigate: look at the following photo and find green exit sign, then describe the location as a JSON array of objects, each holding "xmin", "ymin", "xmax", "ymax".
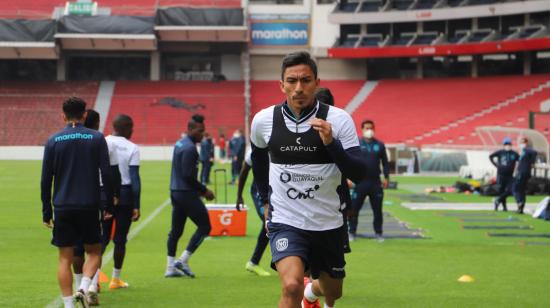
[{"xmin": 66, "ymin": 2, "xmax": 97, "ymax": 16}]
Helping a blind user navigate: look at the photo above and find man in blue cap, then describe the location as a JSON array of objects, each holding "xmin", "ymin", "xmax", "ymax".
[
  {"xmin": 489, "ymin": 138, "xmax": 519, "ymax": 211},
  {"xmin": 514, "ymin": 137, "xmax": 538, "ymax": 214}
]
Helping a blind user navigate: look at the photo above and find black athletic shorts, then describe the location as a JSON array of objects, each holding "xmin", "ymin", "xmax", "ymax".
[
  {"xmin": 268, "ymin": 222, "xmax": 346, "ymax": 279},
  {"xmin": 102, "ymin": 204, "xmax": 133, "ymax": 246},
  {"xmin": 52, "ymin": 209, "xmax": 102, "ymax": 248}
]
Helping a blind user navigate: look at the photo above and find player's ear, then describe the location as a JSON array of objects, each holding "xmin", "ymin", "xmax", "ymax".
[
  {"xmin": 62, "ymin": 113, "xmax": 67, "ymax": 123},
  {"xmin": 279, "ymin": 79, "xmax": 285, "ymax": 94}
]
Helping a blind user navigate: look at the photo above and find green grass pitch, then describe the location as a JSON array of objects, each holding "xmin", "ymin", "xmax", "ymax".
[{"xmin": 1, "ymin": 161, "xmax": 550, "ymax": 307}]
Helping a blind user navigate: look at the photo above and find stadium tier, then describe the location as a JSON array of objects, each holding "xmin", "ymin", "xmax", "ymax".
[
  {"xmin": 0, "ymin": 81, "xmax": 99, "ymax": 145},
  {"xmin": 104, "ymin": 81, "xmax": 244, "ymax": 145},
  {"xmin": 0, "ymin": 0, "xmax": 242, "ymax": 18},
  {"xmin": 350, "ymin": 75, "xmax": 550, "ymax": 145}
]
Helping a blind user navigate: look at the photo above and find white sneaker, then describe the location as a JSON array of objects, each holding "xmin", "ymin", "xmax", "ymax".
[
  {"xmin": 375, "ymin": 234, "xmax": 385, "ymax": 243},
  {"xmin": 348, "ymin": 233, "xmax": 356, "ymax": 242}
]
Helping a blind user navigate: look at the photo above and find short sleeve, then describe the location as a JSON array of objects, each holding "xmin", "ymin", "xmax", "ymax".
[
  {"xmin": 332, "ymin": 109, "xmax": 359, "ymax": 150},
  {"xmin": 250, "ymin": 108, "xmax": 271, "ymax": 149},
  {"xmin": 129, "ymin": 145, "xmax": 140, "ymax": 166},
  {"xmin": 107, "ymin": 139, "xmax": 119, "ymax": 166}
]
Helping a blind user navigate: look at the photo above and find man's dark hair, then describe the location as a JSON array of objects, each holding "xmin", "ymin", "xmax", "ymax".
[
  {"xmin": 62, "ymin": 97, "xmax": 86, "ymax": 120},
  {"xmin": 113, "ymin": 114, "xmax": 133, "ymax": 134},
  {"xmin": 188, "ymin": 114, "xmax": 205, "ymax": 130},
  {"xmin": 361, "ymin": 120, "xmax": 375, "ymax": 129},
  {"xmin": 281, "ymin": 51, "xmax": 318, "ymax": 81},
  {"xmin": 315, "ymin": 87, "xmax": 334, "ymax": 106},
  {"xmin": 84, "ymin": 109, "xmax": 100, "ymax": 130}
]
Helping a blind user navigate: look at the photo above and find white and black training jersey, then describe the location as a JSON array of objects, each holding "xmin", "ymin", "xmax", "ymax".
[
  {"xmin": 105, "ymin": 135, "xmax": 140, "ymax": 184},
  {"xmin": 251, "ymin": 101, "xmax": 359, "ymax": 231}
]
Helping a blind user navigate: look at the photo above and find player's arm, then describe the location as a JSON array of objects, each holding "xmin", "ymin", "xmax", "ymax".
[
  {"xmin": 98, "ymin": 137, "xmax": 115, "ymax": 216},
  {"xmin": 236, "ymin": 162, "xmax": 251, "ymax": 211},
  {"xmin": 380, "ymin": 143, "xmax": 390, "ymax": 188},
  {"xmin": 310, "ymin": 116, "xmax": 367, "ymax": 184},
  {"xmin": 129, "ymin": 166, "xmax": 141, "ymax": 221},
  {"xmin": 181, "ymin": 149, "xmax": 214, "ymax": 200},
  {"xmin": 489, "ymin": 151, "xmax": 499, "ymax": 167},
  {"xmin": 250, "ymin": 111, "xmax": 270, "ymax": 207},
  {"xmin": 40, "ymin": 140, "xmax": 54, "ymax": 227}
]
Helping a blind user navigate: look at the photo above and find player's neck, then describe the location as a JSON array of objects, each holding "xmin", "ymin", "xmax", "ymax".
[{"xmin": 286, "ymin": 100, "xmax": 315, "ymax": 120}]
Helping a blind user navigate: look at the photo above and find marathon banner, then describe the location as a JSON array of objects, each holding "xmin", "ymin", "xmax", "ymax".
[{"xmin": 249, "ymin": 14, "xmax": 310, "ymax": 47}]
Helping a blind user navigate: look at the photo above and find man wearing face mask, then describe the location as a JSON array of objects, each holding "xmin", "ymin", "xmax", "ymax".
[
  {"xmin": 513, "ymin": 137, "xmax": 538, "ymax": 214},
  {"xmin": 489, "ymin": 138, "xmax": 519, "ymax": 211},
  {"xmin": 348, "ymin": 120, "xmax": 389, "ymax": 242}
]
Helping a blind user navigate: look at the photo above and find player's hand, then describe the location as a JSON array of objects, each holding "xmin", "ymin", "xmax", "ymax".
[
  {"xmin": 309, "ymin": 118, "xmax": 333, "ymax": 145},
  {"xmin": 383, "ymin": 179, "xmax": 389, "ymax": 189},
  {"xmin": 132, "ymin": 209, "xmax": 140, "ymax": 222},
  {"xmin": 43, "ymin": 219, "xmax": 53, "ymax": 229},
  {"xmin": 114, "ymin": 197, "xmax": 119, "ymax": 206},
  {"xmin": 236, "ymin": 195, "xmax": 244, "ymax": 211},
  {"xmin": 103, "ymin": 211, "xmax": 113, "ymax": 220},
  {"xmin": 347, "ymin": 179, "xmax": 354, "ymax": 188},
  {"xmin": 203, "ymin": 189, "xmax": 215, "ymax": 201}
]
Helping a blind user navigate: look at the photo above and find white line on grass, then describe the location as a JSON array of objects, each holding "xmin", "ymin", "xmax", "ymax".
[{"xmin": 45, "ymin": 199, "xmax": 171, "ymax": 308}]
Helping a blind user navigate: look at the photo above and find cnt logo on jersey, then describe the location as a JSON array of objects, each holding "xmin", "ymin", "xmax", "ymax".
[{"xmin": 276, "ymin": 238, "xmax": 288, "ymax": 251}]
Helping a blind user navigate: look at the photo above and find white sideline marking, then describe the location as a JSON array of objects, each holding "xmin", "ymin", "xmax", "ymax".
[{"xmin": 45, "ymin": 199, "xmax": 171, "ymax": 308}]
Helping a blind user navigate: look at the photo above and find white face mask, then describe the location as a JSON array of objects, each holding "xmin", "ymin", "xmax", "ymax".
[
  {"xmin": 504, "ymin": 145, "xmax": 512, "ymax": 151},
  {"xmin": 519, "ymin": 143, "xmax": 527, "ymax": 149},
  {"xmin": 363, "ymin": 129, "xmax": 374, "ymax": 139}
]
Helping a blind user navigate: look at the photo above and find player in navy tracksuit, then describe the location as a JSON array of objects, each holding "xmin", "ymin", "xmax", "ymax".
[
  {"xmin": 165, "ymin": 114, "xmax": 215, "ymax": 278},
  {"xmin": 514, "ymin": 138, "xmax": 538, "ymax": 214},
  {"xmin": 229, "ymin": 130, "xmax": 245, "ymax": 184},
  {"xmin": 348, "ymin": 120, "xmax": 390, "ymax": 242},
  {"xmin": 41, "ymin": 97, "xmax": 115, "ymax": 308},
  {"xmin": 489, "ymin": 138, "xmax": 519, "ymax": 211},
  {"xmin": 199, "ymin": 132, "xmax": 214, "ymax": 185}
]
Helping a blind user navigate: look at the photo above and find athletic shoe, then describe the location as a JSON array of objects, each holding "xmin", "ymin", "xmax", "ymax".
[
  {"xmin": 109, "ymin": 278, "xmax": 129, "ymax": 290},
  {"xmin": 73, "ymin": 289, "xmax": 89, "ymax": 308},
  {"xmin": 164, "ymin": 268, "xmax": 186, "ymax": 278},
  {"xmin": 348, "ymin": 233, "xmax": 356, "ymax": 242},
  {"xmin": 245, "ymin": 261, "xmax": 271, "ymax": 276},
  {"xmin": 375, "ymin": 234, "xmax": 385, "ymax": 243},
  {"xmin": 86, "ymin": 290, "xmax": 99, "ymax": 306},
  {"xmin": 302, "ymin": 277, "xmax": 321, "ymax": 308},
  {"xmin": 174, "ymin": 260, "xmax": 195, "ymax": 278}
]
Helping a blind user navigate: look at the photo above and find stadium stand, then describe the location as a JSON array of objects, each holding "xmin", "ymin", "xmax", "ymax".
[
  {"xmin": 0, "ymin": 81, "xmax": 99, "ymax": 145},
  {"xmin": 0, "ymin": 0, "xmax": 242, "ymax": 18},
  {"xmin": 104, "ymin": 81, "xmax": 244, "ymax": 145},
  {"xmin": 350, "ymin": 75, "xmax": 550, "ymax": 145}
]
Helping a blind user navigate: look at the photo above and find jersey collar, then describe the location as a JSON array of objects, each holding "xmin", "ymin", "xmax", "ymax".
[{"xmin": 282, "ymin": 100, "xmax": 319, "ymax": 124}]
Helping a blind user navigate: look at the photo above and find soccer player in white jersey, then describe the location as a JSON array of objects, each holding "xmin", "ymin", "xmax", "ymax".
[
  {"xmin": 250, "ymin": 51, "xmax": 367, "ymax": 308},
  {"xmin": 98, "ymin": 114, "xmax": 141, "ymax": 292}
]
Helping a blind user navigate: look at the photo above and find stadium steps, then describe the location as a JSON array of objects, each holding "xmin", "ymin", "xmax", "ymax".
[
  {"xmin": 416, "ymin": 78, "xmax": 550, "ymax": 145},
  {"xmin": 95, "ymin": 81, "xmax": 116, "ymax": 133},
  {"xmin": 104, "ymin": 81, "xmax": 245, "ymax": 145},
  {"xmin": 0, "ymin": 81, "xmax": 99, "ymax": 145},
  {"xmin": 351, "ymin": 75, "xmax": 550, "ymax": 145},
  {"xmin": 344, "ymin": 81, "xmax": 378, "ymax": 114}
]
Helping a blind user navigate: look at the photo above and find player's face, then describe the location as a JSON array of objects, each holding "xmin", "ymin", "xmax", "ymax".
[
  {"xmin": 280, "ymin": 64, "xmax": 320, "ymax": 112},
  {"xmin": 189, "ymin": 123, "xmax": 205, "ymax": 143}
]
